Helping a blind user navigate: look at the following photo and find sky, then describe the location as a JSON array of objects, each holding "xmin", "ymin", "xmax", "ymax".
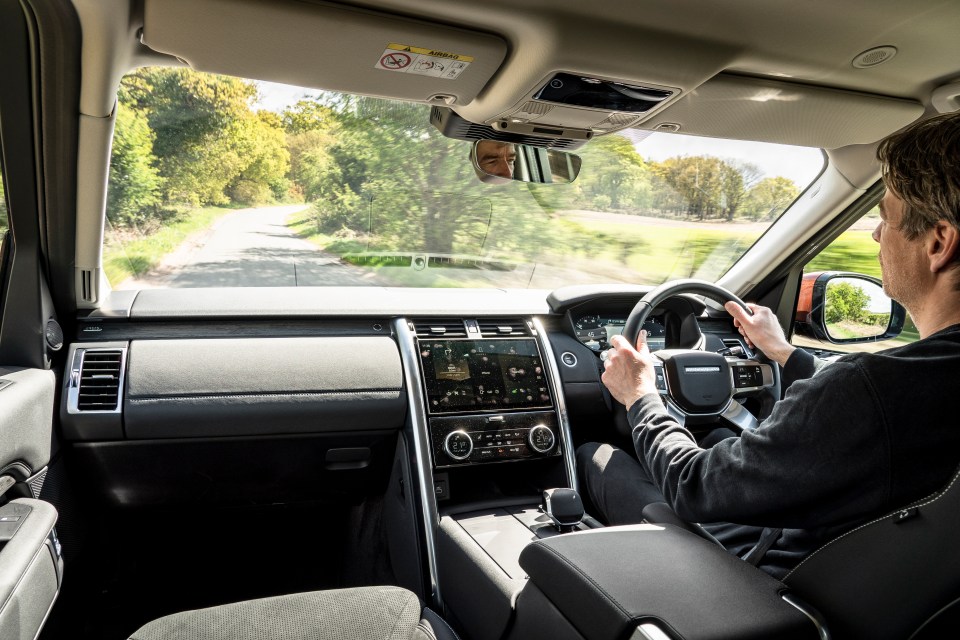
[
  {"xmin": 256, "ymin": 81, "xmax": 323, "ymax": 113},
  {"xmin": 257, "ymin": 80, "xmax": 826, "ymax": 188},
  {"xmin": 622, "ymin": 128, "xmax": 825, "ymax": 187}
]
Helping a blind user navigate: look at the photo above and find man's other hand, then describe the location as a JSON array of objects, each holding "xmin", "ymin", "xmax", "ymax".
[
  {"xmin": 723, "ymin": 302, "xmax": 796, "ymax": 367},
  {"xmin": 601, "ymin": 331, "xmax": 659, "ymax": 408}
]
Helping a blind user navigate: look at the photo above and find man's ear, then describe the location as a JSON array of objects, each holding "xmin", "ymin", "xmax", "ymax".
[{"xmin": 927, "ymin": 220, "xmax": 960, "ymax": 274}]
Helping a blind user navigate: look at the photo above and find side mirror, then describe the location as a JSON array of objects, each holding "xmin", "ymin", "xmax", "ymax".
[
  {"xmin": 471, "ymin": 139, "xmax": 582, "ymax": 185},
  {"xmin": 794, "ymin": 272, "xmax": 906, "ymax": 344}
]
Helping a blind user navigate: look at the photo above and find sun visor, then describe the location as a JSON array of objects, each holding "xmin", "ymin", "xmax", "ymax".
[
  {"xmin": 141, "ymin": 0, "xmax": 507, "ymax": 106},
  {"xmin": 637, "ymin": 74, "xmax": 923, "ymax": 149}
]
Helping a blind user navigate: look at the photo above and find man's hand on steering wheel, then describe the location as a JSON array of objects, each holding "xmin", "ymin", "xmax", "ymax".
[
  {"xmin": 723, "ymin": 302, "xmax": 796, "ymax": 367},
  {"xmin": 600, "ymin": 280, "xmax": 781, "ymax": 433},
  {"xmin": 600, "ymin": 331, "xmax": 658, "ymax": 409}
]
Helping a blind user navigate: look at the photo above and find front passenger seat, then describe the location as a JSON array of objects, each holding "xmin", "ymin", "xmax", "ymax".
[{"xmin": 128, "ymin": 586, "xmax": 459, "ymax": 640}]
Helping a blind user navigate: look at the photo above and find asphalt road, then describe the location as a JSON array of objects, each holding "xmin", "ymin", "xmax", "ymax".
[{"xmin": 119, "ymin": 205, "xmax": 381, "ymax": 288}]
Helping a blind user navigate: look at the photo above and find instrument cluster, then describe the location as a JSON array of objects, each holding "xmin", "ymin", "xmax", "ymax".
[{"xmin": 572, "ymin": 314, "xmax": 667, "ymax": 352}]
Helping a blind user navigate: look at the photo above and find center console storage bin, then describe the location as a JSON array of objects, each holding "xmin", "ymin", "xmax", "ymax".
[{"xmin": 511, "ymin": 524, "xmax": 818, "ymax": 640}]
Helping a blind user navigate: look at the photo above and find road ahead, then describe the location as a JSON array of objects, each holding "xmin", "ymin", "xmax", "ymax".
[{"xmin": 118, "ymin": 205, "xmax": 381, "ymax": 288}]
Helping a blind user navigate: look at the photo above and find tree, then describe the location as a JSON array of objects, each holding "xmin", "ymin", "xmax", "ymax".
[
  {"xmin": 229, "ymin": 110, "xmax": 291, "ymax": 204},
  {"xmin": 657, "ymin": 156, "xmax": 724, "ymax": 220},
  {"xmin": 282, "ymin": 100, "xmax": 337, "ymax": 134},
  {"xmin": 825, "ymin": 281, "xmax": 870, "ymax": 324},
  {"xmin": 575, "ymin": 135, "xmax": 650, "ymax": 210},
  {"xmin": 720, "ymin": 160, "xmax": 762, "ymax": 221},
  {"xmin": 742, "ymin": 176, "xmax": 799, "ymax": 221},
  {"xmin": 107, "ymin": 102, "xmax": 163, "ymax": 226},
  {"xmin": 121, "ymin": 68, "xmax": 263, "ymax": 206},
  {"xmin": 0, "ymin": 173, "xmax": 7, "ymax": 233}
]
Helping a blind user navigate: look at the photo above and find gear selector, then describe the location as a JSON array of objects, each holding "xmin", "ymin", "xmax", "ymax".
[{"xmin": 541, "ymin": 488, "xmax": 584, "ymax": 532}]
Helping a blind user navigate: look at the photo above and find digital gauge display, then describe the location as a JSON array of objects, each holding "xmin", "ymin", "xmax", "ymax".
[{"xmin": 574, "ymin": 315, "xmax": 666, "ymax": 352}]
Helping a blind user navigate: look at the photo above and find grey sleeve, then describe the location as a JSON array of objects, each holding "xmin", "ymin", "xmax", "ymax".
[
  {"xmin": 781, "ymin": 348, "xmax": 831, "ymax": 390},
  {"xmin": 627, "ymin": 359, "xmax": 890, "ymax": 528}
]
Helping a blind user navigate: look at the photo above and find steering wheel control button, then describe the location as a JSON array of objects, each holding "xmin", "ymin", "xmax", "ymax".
[
  {"xmin": 734, "ymin": 365, "xmax": 764, "ymax": 388},
  {"xmin": 560, "ymin": 352, "xmax": 578, "ymax": 367},
  {"xmin": 654, "ymin": 366, "xmax": 668, "ymax": 392},
  {"xmin": 528, "ymin": 425, "xmax": 556, "ymax": 453},
  {"xmin": 444, "ymin": 430, "xmax": 474, "ymax": 461}
]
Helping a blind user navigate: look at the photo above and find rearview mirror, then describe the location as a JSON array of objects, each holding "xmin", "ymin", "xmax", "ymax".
[
  {"xmin": 794, "ymin": 272, "xmax": 906, "ymax": 344},
  {"xmin": 470, "ymin": 139, "xmax": 581, "ymax": 185}
]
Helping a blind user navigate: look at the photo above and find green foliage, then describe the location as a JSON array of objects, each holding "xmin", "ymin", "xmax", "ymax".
[
  {"xmin": 228, "ymin": 111, "xmax": 291, "ymax": 204},
  {"xmin": 281, "ymin": 100, "xmax": 337, "ymax": 134},
  {"xmin": 0, "ymin": 173, "xmax": 7, "ymax": 234},
  {"xmin": 107, "ymin": 104, "xmax": 163, "ymax": 225},
  {"xmin": 575, "ymin": 135, "xmax": 651, "ymax": 210},
  {"xmin": 806, "ymin": 230, "xmax": 881, "ymax": 279},
  {"xmin": 116, "ymin": 68, "xmax": 287, "ymax": 208},
  {"xmin": 825, "ymin": 281, "xmax": 870, "ymax": 324},
  {"xmin": 657, "ymin": 156, "xmax": 724, "ymax": 219},
  {"xmin": 102, "ymin": 206, "xmax": 235, "ymax": 285},
  {"xmin": 108, "ymin": 68, "xmax": 293, "ymax": 227},
  {"xmin": 720, "ymin": 160, "xmax": 762, "ymax": 221},
  {"xmin": 103, "ymin": 67, "xmax": 815, "ymax": 288},
  {"xmin": 742, "ymin": 176, "xmax": 800, "ymax": 221}
]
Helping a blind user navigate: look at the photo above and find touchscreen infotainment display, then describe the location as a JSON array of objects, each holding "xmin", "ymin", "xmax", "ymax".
[{"xmin": 419, "ymin": 339, "xmax": 552, "ymax": 413}]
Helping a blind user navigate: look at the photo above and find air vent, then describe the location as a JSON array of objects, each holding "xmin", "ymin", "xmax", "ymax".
[
  {"xmin": 412, "ymin": 319, "xmax": 467, "ymax": 337},
  {"xmin": 77, "ymin": 349, "xmax": 124, "ymax": 411},
  {"xmin": 479, "ymin": 318, "xmax": 530, "ymax": 337}
]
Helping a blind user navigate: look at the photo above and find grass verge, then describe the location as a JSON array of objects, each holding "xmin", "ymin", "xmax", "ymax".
[{"xmin": 103, "ymin": 206, "xmax": 236, "ymax": 286}]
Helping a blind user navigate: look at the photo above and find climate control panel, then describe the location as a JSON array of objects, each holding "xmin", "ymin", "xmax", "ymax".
[{"xmin": 430, "ymin": 411, "xmax": 561, "ymax": 467}]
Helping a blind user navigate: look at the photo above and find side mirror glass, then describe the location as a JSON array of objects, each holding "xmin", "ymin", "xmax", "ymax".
[
  {"xmin": 795, "ymin": 272, "xmax": 906, "ymax": 344},
  {"xmin": 471, "ymin": 139, "xmax": 582, "ymax": 185}
]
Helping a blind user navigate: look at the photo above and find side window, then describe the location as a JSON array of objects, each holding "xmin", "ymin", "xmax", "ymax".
[
  {"xmin": 791, "ymin": 205, "xmax": 919, "ymax": 354},
  {"xmin": 0, "ymin": 156, "xmax": 8, "ymax": 271},
  {"xmin": 0, "ymin": 158, "xmax": 7, "ymax": 238}
]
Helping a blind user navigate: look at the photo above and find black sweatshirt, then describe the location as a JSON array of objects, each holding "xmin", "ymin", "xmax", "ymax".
[{"xmin": 627, "ymin": 324, "xmax": 960, "ymax": 578}]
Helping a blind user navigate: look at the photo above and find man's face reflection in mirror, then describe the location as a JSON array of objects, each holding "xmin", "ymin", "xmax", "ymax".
[{"xmin": 473, "ymin": 140, "xmax": 516, "ymax": 184}]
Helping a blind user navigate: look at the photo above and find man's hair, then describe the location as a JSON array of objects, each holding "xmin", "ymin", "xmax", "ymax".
[{"xmin": 877, "ymin": 112, "xmax": 960, "ymax": 240}]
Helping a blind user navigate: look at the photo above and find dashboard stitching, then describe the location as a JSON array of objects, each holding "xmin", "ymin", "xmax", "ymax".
[{"xmin": 128, "ymin": 390, "xmax": 401, "ymax": 401}]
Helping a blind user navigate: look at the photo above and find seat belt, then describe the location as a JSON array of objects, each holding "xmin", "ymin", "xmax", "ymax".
[{"xmin": 743, "ymin": 527, "xmax": 783, "ymax": 566}]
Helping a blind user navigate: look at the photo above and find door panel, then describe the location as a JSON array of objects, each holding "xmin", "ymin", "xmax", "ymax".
[
  {"xmin": 0, "ymin": 368, "xmax": 59, "ymax": 640},
  {"xmin": 0, "ymin": 368, "xmax": 55, "ymax": 478}
]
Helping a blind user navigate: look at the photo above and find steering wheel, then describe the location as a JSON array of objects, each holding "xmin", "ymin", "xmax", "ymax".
[{"xmin": 619, "ymin": 278, "xmax": 779, "ymax": 433}]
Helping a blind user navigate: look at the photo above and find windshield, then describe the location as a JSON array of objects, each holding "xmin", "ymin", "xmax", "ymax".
[{"xmin": 106, "ymin": 69, "xmax": 824, "ymax": 290}]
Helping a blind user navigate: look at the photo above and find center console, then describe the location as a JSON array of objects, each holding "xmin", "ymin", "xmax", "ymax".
[
  {"xmin": 412, "ymin": 320, "xmax": 825, "ymax": 640},
  {"xmin": 416, "ymin": 335, "xmax": 563, "ymax": 468}
]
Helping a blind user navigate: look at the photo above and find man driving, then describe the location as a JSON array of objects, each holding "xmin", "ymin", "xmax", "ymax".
[
  {"xmin": 578, "ymin": 111, "xmax": 960, "ymax": 578},
  {"xmin": 471, "ymin": 139, "xmax": 516, "ymax": 183}
]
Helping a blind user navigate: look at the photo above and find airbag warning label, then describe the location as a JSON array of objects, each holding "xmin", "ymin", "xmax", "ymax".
[{"xmin": 375, "ymin": 43, "xmax": 472, "ymax": 79}]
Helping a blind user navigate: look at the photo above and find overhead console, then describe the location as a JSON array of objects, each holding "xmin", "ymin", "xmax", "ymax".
[
  {"xmin": 490, "ymin": 72, "xmax": 679, "ymax": 140},
  {"xmin": 434, "ymin": 71, "xmax": 679, "ymax": 148}
]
